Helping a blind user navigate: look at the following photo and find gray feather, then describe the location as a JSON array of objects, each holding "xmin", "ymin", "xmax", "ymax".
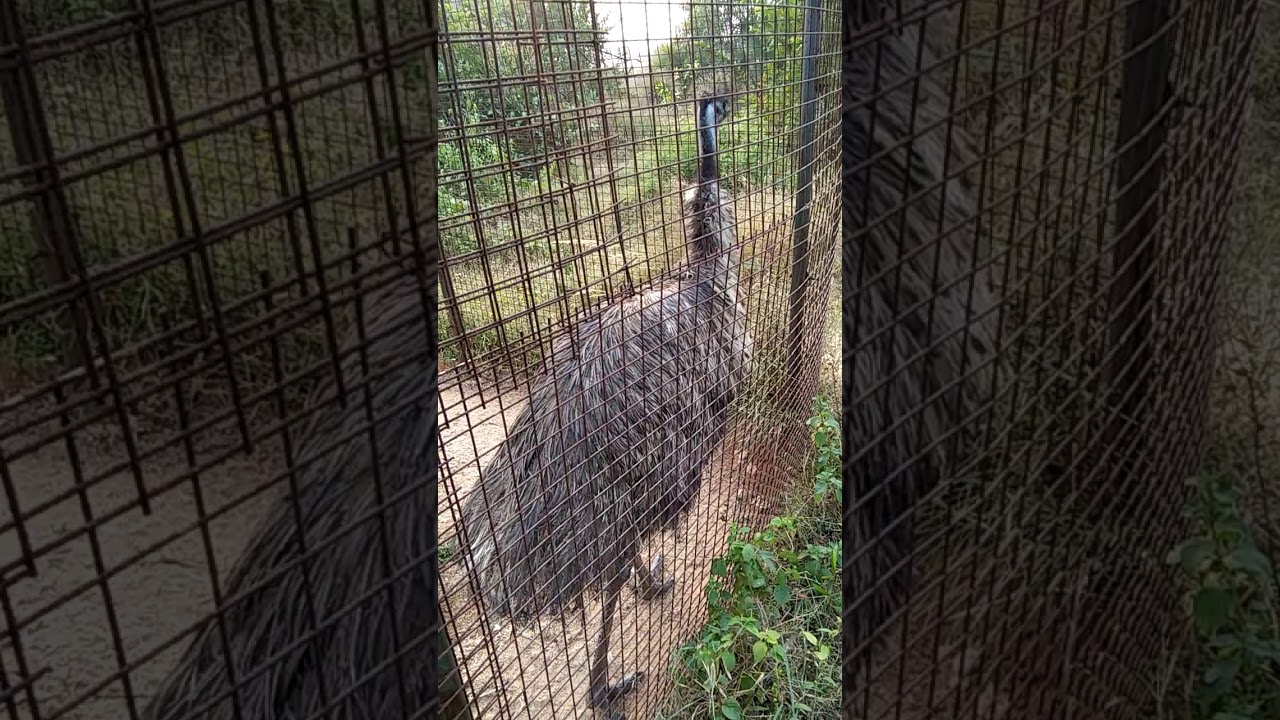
[
  {"xmin": 460, "ymin": 94, "xmax": 752, "ymax": 621},
  {"xmin": 144, "ymin": 277, "xmax": 438, "ymax": 720},
  {"xmin": 843, "ymin": 10, "xmax": 998, "ymax": 688}
]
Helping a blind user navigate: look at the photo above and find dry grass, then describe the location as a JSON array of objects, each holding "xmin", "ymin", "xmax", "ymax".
[{"xmin": 438, "ymin": 179, "xmax": 840, "ymax": 397}]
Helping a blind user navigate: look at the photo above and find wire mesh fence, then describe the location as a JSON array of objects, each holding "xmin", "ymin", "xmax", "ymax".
[
  {"xmin": 844, "ymin": 0, "xmax": 1255, "ymax": 718},
  {"xmin": 435, "ymin": 0, "xmax": 840, "ymax": 717},
  {"xmin": 0, "ymin": 0, "xmax": 437, "ymax": 718}
]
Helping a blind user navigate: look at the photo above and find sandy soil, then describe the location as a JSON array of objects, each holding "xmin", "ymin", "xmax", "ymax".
[
  {"xmin": 0, "ymin": 410, "xmax": 286, "ymax": 720},
  {"xmin": 436, "ymin": 373, "xmax": 792, "ymax": 719},
  {"xmin": 0, "ymin": 370, "xmax": 791, "ymax": 720}
]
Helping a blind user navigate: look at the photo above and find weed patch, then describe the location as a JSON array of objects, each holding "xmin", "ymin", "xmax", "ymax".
[
  {"xmin": 658, "ymin": 396, "xmax": 841, "ymax": 719},
  {"xmin": 1168, "ymin": 472, "xmax": 1280, "ymax": 719}
]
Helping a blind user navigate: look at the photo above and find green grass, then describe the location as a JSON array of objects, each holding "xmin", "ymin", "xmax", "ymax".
[
  {"xmin": 655, "ymin": 395, "xmax": 842, "ymax": 719},
  {"xmin": 0, "ymin": 1, "xmax": 430, "ymax": 399}
]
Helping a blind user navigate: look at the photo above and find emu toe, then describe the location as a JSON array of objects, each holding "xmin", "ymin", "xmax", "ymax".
[
  {"xmin": 589, "ymin": 671, "xmax": 644, "ymax": 718},
  {"xmin": 631, "ymin": 554, "xmax": 676, "ymax": 600}
]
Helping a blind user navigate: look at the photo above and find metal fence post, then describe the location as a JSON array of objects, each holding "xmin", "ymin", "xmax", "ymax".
[
  {"xmin": 786, "ymin": 0, "xmax": 823, "ymax": 393},
  {"xmin": 1107, "ymin": 0, "xmax": 1172, "ymax": 463}
]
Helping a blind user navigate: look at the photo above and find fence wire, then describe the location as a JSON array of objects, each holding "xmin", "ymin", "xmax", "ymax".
[
  {"xmin": 436, "ymin": 0, "xmax": 840, "ymax": 717},
  {"xmin": 0, "ymin": 0, "xmax": 437, "ymax": 719},
  {"xmin": 843, "ymin": 1, "xmax": 1255, "ymax": 718}
]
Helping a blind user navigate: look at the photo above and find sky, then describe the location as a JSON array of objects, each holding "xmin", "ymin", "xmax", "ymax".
[{"xmin": 595, "ymin": 1, "xmax": 688, "ymax": 66}]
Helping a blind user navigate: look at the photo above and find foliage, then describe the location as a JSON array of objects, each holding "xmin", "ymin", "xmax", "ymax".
[
  {"xmin": 438, "ymin": 0, "xmax": 605, "ymax": 129},
  {"xmin": 434, "ymin": 0, "xmax": 827, "ymax": 376},
  {"xmin": 438, "ymin": 0, "xmax": 816, "ymax": 250},
  {"xmin": 660, "ymin": 396, "xmax": 841, "ymax": 719},
  {"xmin": 645, "ymin": 0, "xmax": 809, "ymax": 188},
  {"xmin": 649, "ymin": 0, "xmax": 805, "ymax": 113},
  {"xmin": 1169, "ymin": 472, "xmax": 1280, "ymax": 720},
  {"xmin": 437, "ymin": 0, "xmax": 610, "ymax": 233},
  {"xmin": 807, "ymin": 395, "xmax": 841, "ymax": 506},
  {"xmin": 16, "ymin": 0, "xmax": 412, "ymax": 41},
  {"xmin": 2, "ymin": 0, "xmax": 431, "ymax": 389}
]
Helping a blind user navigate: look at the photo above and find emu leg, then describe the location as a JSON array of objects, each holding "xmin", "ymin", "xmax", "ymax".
[
  {"xmin": 629, "ymin": 554, "xmax": 675, "ymax": 600},
  {"xmin": 587, "ymin": 569, "xmax": 643, "ymax": 719}
]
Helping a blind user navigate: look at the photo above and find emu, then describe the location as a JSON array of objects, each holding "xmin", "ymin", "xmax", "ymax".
[
  {"xmin": 143, "ymin": 275, "xmax": 438, "ymax": 719},
  {"xmin": 843, "ymin": 5, "xmax": 998, "ymax": 707},
  {"xmin": 458, "ymin": 94, "xmax": 751, "ymax": 720}
]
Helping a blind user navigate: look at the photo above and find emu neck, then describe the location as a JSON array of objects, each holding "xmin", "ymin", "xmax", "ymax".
[
  {"xmin": 687, "ymin": 184, "xmax": 739, "ymax": 299},
  {"xmin": 697, "ymin": 110, "xmax": 718, "ymax": 181},
  {"xmin": 697, "ymin": 239, "xmax": 739, "ymax": 292}
]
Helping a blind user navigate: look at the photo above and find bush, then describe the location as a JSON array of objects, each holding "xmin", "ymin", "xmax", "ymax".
[
  {"xmin": 1169, "ymin": 472, "xmax": 1280, "ymax": 719},
  {"xmin": 659, "ymin": 396, "xmax": 841, "ymax": 719}
]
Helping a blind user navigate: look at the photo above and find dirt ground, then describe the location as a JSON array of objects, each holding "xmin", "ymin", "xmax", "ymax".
[
  {"xmin": 0, "ymin": 408, "xmax": 287, "ymax": 720},
  {"xmin": 436, "ymin": 374, "xmax": 791, "ymax": 719},
  {"xmin": 432, "ymin": 369, "xmax": 1030, "ymax": 720},
  {"xmin": 0, "ymin": 368, "xmax": 789, "ymax": 720}
]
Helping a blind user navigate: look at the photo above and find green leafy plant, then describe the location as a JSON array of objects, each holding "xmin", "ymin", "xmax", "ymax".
[
  {"xmin": 661, "ymin": 397, "xmax": 841, "ymax": 719},
  {"xmin": 1168, "ymin": 472, "xmax": 1280, "ymax": 719},
  {"xmin": 807, "ymin": 395, "xmax": 842, "ymax": 507}
]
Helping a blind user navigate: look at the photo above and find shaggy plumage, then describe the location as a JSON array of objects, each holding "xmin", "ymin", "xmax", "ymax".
[
  {"xmin": 459, "ymin": 94, "xmax": 750, "ymax": 719},
  {"xmin": 843, "ymin": 4, "xmax": 998, "ymax": 703},
  {"xmin": 143, "ymin": 275, "xmax": 438, "ymax": 720}
]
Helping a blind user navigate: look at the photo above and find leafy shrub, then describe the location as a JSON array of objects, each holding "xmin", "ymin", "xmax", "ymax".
[
  {"xmin": 661, "ymin": 396, "xmax": 841, "ymax": 719},
  {"xmin": 1169, "ymin": 472, "xmax": 1280, "ymax": 719}
]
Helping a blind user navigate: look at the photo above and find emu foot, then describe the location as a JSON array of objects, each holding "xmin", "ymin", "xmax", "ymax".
[
  {"xmin": 589, "ymin": 671, "xmax": 644, "ymax": 719},
  {"xmin": 630, "ymin": 554, "xmax": 675, "ymax": 600}
]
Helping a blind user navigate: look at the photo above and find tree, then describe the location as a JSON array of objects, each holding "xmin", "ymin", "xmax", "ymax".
[{"xmin": 649, "ymin": 0, "xmax": 806, "ymax": 110}]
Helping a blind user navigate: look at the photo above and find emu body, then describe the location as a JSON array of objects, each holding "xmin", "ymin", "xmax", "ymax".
[
  {"xmin": 460, "ymin": 95, "xmax": 749, "ymax": 719},
  {"xmin": 843, "ymin": 8, "xmax": 998, "ymax": 704},
  {"xmin": 142, "ymin": 276, "xmax": 437, "ymax": 720}
]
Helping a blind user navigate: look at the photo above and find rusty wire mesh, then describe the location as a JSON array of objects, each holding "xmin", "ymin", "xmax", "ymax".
[
  {"xmin": 0, "ymin": 0, "xmax": 438, "ymax": 718},
  {"xmin": 435, "ymin": 0, "xmax": 841, "ymax": 717},
  {"xmin": 844, "ymin": 0, "xmax": 1255, "ymax": 718}
]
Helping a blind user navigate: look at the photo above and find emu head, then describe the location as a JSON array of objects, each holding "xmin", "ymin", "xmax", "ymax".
[{"xmin": 697, "ymin": 95, "xmax": 728, "ymax": 129}]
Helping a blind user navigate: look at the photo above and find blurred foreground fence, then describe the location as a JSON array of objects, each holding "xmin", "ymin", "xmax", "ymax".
[
  {"xmin": 435, "ymin": 0, "xmax": 840, "ymax": 717},
  {"xmin": 1, "ymin": 0, "xmax": 438, "ymax": 718},
  {"xmin": 844, "ymin": 1, "xmax": 1256, "ymax": 718}
]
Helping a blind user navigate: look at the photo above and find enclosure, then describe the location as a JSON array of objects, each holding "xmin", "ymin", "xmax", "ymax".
[
  {"xmin": 0, "ymin": 0, "xmax": 1263, "ymax": 716},
  {"xmin": 1, "ymin": 0, "xmax": 840, "ymax": 718},
  {"xmin": 435, "ymin": 0, "xmax": 840, "ymax": 717},
  {"xmin": 844, "ymin": 1, "xmax": 1257, "ymax": 719}
]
